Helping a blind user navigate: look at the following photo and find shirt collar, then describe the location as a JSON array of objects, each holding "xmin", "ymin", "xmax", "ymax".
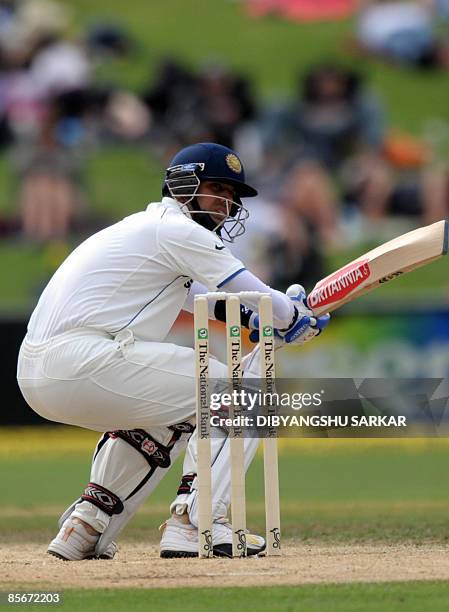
[{"xmin": 146, "ymin": 197, "xmax": 181, "ymax": 213}]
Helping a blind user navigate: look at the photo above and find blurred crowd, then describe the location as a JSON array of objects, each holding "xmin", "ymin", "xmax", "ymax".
[
  {"xmin": 353, "ymin": 0, "xmax": 449, "ymax": 69},
  {"xmin": 0, "ymin": 0, "xmax": 448, "ymax": 291}
]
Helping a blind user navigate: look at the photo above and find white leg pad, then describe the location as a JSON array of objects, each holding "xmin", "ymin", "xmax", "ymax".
[
  {"xmin": 95, "ymin": 435, "xmax": 187, "ymax": 556},
  {"xmin": 57, "ymin": 426, "xmax": 191, "ymax": 557}
]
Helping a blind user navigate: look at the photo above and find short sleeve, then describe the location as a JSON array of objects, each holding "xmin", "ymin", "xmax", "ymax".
[{"xmin": 158, "ymin": 218, "xmax": 245, "ymax": 290}]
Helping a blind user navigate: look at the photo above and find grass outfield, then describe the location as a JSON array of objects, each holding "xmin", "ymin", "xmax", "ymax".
[
  {"xmin": 10, "ymin": 582, "xmax": 449, "ymax": 612},
  {"xmin": 2, "ymin": 427, "xmax": 449, "ymax": 545},
  {"xmin": 3, "ymin": 428, "xmax": 449, "ymax": 608}
]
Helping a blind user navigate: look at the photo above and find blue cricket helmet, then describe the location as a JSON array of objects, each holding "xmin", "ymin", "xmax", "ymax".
[{"xmin": 164, "ymin": 142, "xmax": 257, "ymax": 198}]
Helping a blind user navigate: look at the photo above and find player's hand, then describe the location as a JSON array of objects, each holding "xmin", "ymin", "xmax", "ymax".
[
  {"xmin": 248, "ymin": 315, "xmax": 284, "ymax": 346},
  {"xmin": 281, "ymin": 312, "xmax": 330, "ymax": 345},
  {"xmin": 280, "ymin": 284, "xmax": 330, "ymax": 345},
  {"xmin": 248, "ymin": 284, "xmax": 311, "ymax": 341},
  {"xmin": 249, "ymin": 314, "xmax": 329, "ymax": 345},
  {"xmin": 249, "ymin": 284, "xmax": 330, "ymax": 345},
  {"xmin": 249, "ymin": 326, "xmax": 283, "ymax": 344},
  {"xmin": 285, "ymin": 284, "xmax": 312, "ymax": 317}
]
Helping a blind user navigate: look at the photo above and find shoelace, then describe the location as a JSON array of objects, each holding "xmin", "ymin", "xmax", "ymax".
[
  {"xmin": 158, "ymin": 515, "xmax": 252, "ymax": 536},
  {"xmin": 215, "ymin": 517, "xmax": 252, "ymax": 535}
]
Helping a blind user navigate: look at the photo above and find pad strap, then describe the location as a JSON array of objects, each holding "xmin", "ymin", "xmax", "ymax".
[
  {"xmin": 81, "ymin": 482, "xmax": 124, "ymax": 516},
  {"xmin": 109, "ymin": 422, "xmax": 194, "ymax": 471},
  {"xmin": 169, "ymin": 422, "xmax": 195, "ymax": 435},
  {"xmin": 176, "ymin": 474, "xmax": 195, "ymax": 496},
  {"xmin": 109, "ymin": 429, "xmax": 172, "ymax": 468}
]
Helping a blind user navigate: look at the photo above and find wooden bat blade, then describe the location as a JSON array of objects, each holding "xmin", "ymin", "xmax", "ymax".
[{"xmin": 308, "ymin": 220, "xmax": 449, "ymax": 315}]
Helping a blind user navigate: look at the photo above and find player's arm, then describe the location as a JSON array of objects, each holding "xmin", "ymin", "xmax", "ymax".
[
  {"xmin": 160, "ymin": 221, "xmax": 328, "ymax": 342},
  {"xmin": 217, "ymin": 268, "xmax": 295, "ymax": 329},
  {"xmin": 158, "ymin": 221, "xmax": 272, "ymax": 320},
  {"xmin": 183, "ymin": 275, "xmax": 329, "ymax": 346},
  {"xmin": 182, "ymin": 274, "xmax": 293, "ymax": 328},
  {"xmin": 183, "ymin": 280, "xmax": 256, "ymax": 328},
  {"xmin": 221, "ymin": 273, "xmax": 330, "ymax": 345}
]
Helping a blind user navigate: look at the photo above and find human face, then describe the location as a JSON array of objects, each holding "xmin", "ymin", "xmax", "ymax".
[{"xmin": 196, "ymin": 181, "xmax": 237, "ymax": 225}]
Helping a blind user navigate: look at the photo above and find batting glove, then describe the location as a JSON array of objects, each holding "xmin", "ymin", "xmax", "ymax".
[
  {"xmin": 281, "ymin": 284, "xmax": 330, "ymax": 345},
  {"xmin": 249, "ymin": 284, "xmax": 330, "ymax": 345}
]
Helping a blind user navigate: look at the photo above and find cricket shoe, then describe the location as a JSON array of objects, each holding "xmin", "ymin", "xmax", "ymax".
[
  {"xmin": 47, "ymin": 517, "xmax": 118, "ymax": 561},
  {"xmin": 159, "ymin": 516, "xmax": 265, "ymax": 558}
]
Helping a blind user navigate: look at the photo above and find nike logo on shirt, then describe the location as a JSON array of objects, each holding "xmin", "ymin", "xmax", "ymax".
[{"xmin": 215, "ymin": 245, "xmax": 225, "ymax": 250}]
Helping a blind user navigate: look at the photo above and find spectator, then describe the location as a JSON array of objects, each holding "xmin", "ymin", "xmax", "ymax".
[
  {"xmin": 195, "ymin": 62, "xmax": 257, "ymax": 148},
  {"xmin": 260, "ymin": 63, "xmax": 448, "ymax": 248},
  {"xmin": 142, "ymin": 58, "xmax": 202, "ymax": 156},
  {"xmin": 29, "ymin": 37, "xmax": 91, "ymax": 98},
  {"xmin": 260, "ymin": 63, "xmax": 389, "ymax": 243},
  {"xmin": 86, "ymin": 22, "xmax": 132, "ymax": 59},
  {"xmin": 372, "ymin": 129, "xmax": 449, "ymax": 224},
  {"xmin": 142, "ymin": 59, "xmax": 258, "ymax": 157},
  {"xmin": 354, "ymin": 0, "xmax": 449, "ymax": 69},
  {"xmin": 265, "ymin": 208, "xmax": 325, "ymax": 291},
  {"xmin": 103, "ymin": 89, "xmax": 150, "ymax": 142},
  {"xmin": 12, "ymin": 92, "xmax": 88, "ymax": 241}
]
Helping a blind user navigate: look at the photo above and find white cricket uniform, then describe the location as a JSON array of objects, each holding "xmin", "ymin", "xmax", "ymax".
[
  {"xmin": 17, "ymin": 197, "xmax": 247, "ymax": 430},
  {"xmin": 16, "ymin": 196, "xmax": 291, "ymax": 535}
]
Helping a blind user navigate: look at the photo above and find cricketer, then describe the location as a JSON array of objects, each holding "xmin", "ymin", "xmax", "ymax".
[{"xmin": 17, "ymin": 142, "xmax": 329, "ymax": 559}]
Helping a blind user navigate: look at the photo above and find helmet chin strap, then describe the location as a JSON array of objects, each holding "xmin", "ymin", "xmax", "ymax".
[
  {"xmin": 188, "ymin": 197, "xmax": 223, "ymax": 235},
  {"xmin": 171, "ymin": 188, "xmax": 248, "ymax": 242}
]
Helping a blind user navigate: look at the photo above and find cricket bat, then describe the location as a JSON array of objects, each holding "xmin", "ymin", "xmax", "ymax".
[{"xmin": 308, "ymin": 220, "xmax": 449, "ymax": 316}]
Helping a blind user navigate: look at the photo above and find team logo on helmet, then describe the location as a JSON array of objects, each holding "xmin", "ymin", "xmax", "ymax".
[{"xmin": 225, "ymin": 153, "xmax": 242, "ymax": 174}]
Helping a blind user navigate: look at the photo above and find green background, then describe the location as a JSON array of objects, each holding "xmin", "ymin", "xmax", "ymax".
[{"xmin": 1, "ymin": 0, "xmax": 448, "ymax": 312}]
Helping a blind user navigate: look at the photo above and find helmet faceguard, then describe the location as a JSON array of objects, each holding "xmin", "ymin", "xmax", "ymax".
[
  {"xmin": 164, "ymin": 162, "xmax": 249, "ymax": 242},
  {"xmin": 163, "ymin": 143, "xmax": 257, "ymax": 243}
]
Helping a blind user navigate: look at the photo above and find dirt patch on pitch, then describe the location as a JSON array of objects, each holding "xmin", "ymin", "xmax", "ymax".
[{"xmin": 1, "ymin": 542, "xmax": 449, "ymax": 589}]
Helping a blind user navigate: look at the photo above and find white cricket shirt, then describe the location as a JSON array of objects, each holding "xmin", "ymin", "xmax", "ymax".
[{"xmin": 26, "ymin": 198, "xmax": 245, "ymax": 343}]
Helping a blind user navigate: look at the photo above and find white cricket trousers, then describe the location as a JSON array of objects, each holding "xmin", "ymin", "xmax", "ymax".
[{"xmin": 17, "ymin": 328, "xmax": 260, "ymax": 531}]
